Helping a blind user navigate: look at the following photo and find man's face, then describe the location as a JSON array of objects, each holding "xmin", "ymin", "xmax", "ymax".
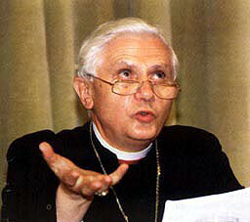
[{"xmin": 89, "ymin": 33, "xmax": 175, "ymax": 150}]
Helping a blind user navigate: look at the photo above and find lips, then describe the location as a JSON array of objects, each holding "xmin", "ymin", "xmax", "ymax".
[{"xmin": 134, "ymin": 110, "xmax": 156, "ymax": 123}]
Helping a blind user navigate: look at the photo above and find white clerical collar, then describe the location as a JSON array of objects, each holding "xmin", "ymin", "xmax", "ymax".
[{"xmin": 92, "ymin": 123, "xmax": 152, "ymax": 161}]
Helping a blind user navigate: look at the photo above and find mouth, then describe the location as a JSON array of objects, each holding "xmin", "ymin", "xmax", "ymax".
[{"xmin": 134, "ymin": 110, "xmax": 156, "ymax": 123}]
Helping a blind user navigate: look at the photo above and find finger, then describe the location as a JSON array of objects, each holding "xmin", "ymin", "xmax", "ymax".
[
  {"xmin": 39, "ymin": 142, "xmax": 76, "ymax": 177},
  {"xmin": 92, "ymin": 175, "xmax": 112, "ymax": 193},
  {"xmin": 39, "ymin": 142, "xmax": 57, "ymax": 162},
  {"xmin": 76, "ymin": 174, "xmax": 111, "ymax": 196},
  {"xmin": 79, "ymin": 177, "xmax": 102, "ymax": 197},
  {"xmin": 110, "ymin": 164, "xmax": 129, "ymax": 185},
  {"xmin": 61, "ymin": 170, "xmax": 80, "ymax": 187}
]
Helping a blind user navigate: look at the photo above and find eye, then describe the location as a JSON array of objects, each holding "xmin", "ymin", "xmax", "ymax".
[
  {"xmin": 152, "ymin": 71, "xmax": 166, "ymax": 80},
  {"xmin": 118, "ymin": 69, "xmax": 132, "ymax": 80}
]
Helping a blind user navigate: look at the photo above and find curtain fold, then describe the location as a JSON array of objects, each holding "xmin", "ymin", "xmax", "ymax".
[
  {"xmin": 204, "ymin": 1, "xmax": 250, "ymax": 186},
  {"xmin": 171, "ymin": 0, "xmax": 250, "ymax": 186},
  {"xmin": 44, "ymin": 0, "xmax": 79, "ymax": 131},
  {"xmin": 0, "ymin": 0, "xmax": 53, "ymax": 195}
]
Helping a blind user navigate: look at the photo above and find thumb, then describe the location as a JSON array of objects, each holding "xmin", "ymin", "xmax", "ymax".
[
  {"xmin": 39, "ymin": 142, "xmax": 64, "ymax": 173},
  {"xmin": 39, "ymin": 142, "xmax": 55, "ymax": 160},
  {"xmin": 109, "ymin": 164, "xmax": 129, "ymax": 185}
]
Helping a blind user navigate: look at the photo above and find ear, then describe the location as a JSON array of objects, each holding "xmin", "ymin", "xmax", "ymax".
[{"xmin": 73, "ymin": 77, "xmax": 94, "ymax": 109}]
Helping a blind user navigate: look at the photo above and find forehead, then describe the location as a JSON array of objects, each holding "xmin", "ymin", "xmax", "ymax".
[{"xmin": 99, "ymin": 33, "xmax": 172, "ymax": 70}]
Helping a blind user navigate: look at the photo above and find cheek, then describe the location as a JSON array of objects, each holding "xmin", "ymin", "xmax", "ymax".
[
  {"xmin": 95, "ymin": 90, "xmax": 130, "ymax": 118},
  {"xmin": 156, "ymin": 100, "xmax": 173, "ymax": 118},
  {"xmin": 122, "ymin": 96, "xmax": 140, "ymax": 118},
  {"xmin": 163, "ymin": 102, "xmax": 173, "ymax": 117},
  {"xmin": 93, "ymin": 83, "xmax": 113, "ymax": 105},
  {"xmin": 123, "ymin": 96, "xmax": 133, "ymax": 112}
]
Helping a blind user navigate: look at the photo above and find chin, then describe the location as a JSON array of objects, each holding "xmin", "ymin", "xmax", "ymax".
[{"xmin": 129, "ymin": 127, "xmax": 158, "ymax": 141}]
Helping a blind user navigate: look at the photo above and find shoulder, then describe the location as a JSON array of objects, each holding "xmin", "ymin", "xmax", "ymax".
[
  {"xmin": 7, "ymin": 129, "xmax": 56, "ymax": 162},
  {"xmin": 158, "ymin": 125, "xmax": 243, "ymax": 198},
  {"xmin": 7, "ymin": 124, "xmax": 89, "ymax": 162},
  {"xmin": 158, "ymin": 125, "xmax": 221, "ymax": 155},
  {"xmin": 3, "ymin": 127, "xmax": 89, "ymax": 221},
  {"xmin": 160, "ymin": 124, "xmax": 217, "ymax": 139}
]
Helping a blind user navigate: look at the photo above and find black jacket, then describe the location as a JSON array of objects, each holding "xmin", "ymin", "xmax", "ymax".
[{"xmin": 1, "ymin": 123, "xmax": 243, "ymax": 222}]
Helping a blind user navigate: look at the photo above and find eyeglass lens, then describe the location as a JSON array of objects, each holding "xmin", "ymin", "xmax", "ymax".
[{"xmin": 112, "ymin": 81, "xmax": 178, "ymax": 99}]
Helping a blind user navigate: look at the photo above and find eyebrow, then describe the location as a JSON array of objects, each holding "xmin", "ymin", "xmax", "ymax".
[
  {"xmin": 110, "ymin": 61, "xmax": 139, "ymax": 72},
  {"xmin": 150, "ymin": 64, "xmax": 170, "ymax": 70},
  {"xmin": 113, "ymin": 61, "xmax": 136, "ymax": 68},
  {"xmin": 111, "ymin": 61, "xmax": 170, "ymax": 70}
]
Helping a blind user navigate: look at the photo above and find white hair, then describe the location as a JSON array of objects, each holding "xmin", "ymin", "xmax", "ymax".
[{"xmin": 77, "ymin": 17, "xmax": 179, "ymax": 79}]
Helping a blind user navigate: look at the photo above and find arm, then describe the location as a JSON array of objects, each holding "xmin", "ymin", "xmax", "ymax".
[
  {"xmin": 1, "ymin": 129, "xmax": 128, "ymax": 222},
  {"xmin": 186, "ymin": 128, "xmax": 244, "ymax": 196},
  {"xmin": 39, "ymin": 142, "xmax": 128, "ymax": 222},
  {"xmin": 1, "ymin": 130, "xmax": 59, "ymax": 222}
]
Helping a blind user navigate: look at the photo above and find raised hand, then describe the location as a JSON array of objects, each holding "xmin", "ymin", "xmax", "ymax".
[{"xmin": 39, "ymin": 142, "xmax": 129, "ymax": 222}]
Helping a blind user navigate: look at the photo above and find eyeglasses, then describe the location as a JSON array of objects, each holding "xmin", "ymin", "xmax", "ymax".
[{"xmin": 85, "ymin": 73, "xmax": 180, "ymax": 99}]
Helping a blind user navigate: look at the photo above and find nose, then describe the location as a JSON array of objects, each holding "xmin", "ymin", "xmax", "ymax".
[{"xmin": 134, "ymin": 81, "xmax": 155, "ymax": 101}]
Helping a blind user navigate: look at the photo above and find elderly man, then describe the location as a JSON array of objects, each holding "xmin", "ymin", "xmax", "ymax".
[{"xmin": 1, "ymin": 18, "xmax": 243, "ymax": 222}]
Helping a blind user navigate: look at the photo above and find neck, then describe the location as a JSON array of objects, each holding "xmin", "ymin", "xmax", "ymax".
[
  {"xmin": 93, "ymin": 122, "xmax": 152, "ymax": 161},
  {"xmin": 92, "ymin": 122, "xmax": 152, "ymax": 153},
  {"xmin": 92, "ymin": 121, "xmax": 152, "ymax": 152}
]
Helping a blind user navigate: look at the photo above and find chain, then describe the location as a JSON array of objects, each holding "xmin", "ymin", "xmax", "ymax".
[
  {"xmin": 155, "ymin": 139, "xmax": 161, "ymax": 222},
  {"xmin": 89, "ymin": 123, "xmax": 161, "ymax": 222}
]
